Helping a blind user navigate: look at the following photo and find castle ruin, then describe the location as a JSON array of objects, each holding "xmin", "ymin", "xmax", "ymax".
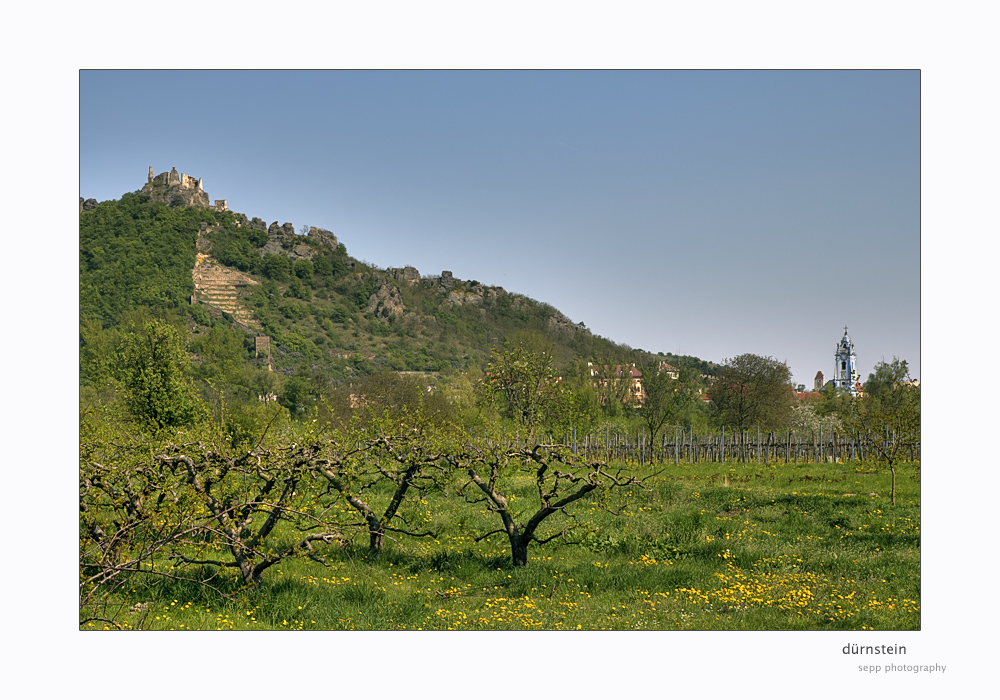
[
  {"xmin": 147, "ymin": 165, "xmax": 204, "ymax": 190},
  {"xmin": 141, "ymin": 166, "xmax": 226, "ymax": 210}
]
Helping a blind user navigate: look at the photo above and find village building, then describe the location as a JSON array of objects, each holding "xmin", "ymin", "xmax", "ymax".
[{"xmin": 587, "ymin": 361, "xmax": 679, "ymax": 405}]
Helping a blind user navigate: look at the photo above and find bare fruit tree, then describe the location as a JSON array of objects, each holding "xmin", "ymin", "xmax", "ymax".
[
  {"xmin": 312, "ymin": 412, "xmax": 454, "ymax": 552},
  {"xmin": 79, "ymin": 432, "xmax": 358, "ymax": 627},
  {"xmin": 454, "ymin": 442, "xmax": 647, "ymax": 567}
]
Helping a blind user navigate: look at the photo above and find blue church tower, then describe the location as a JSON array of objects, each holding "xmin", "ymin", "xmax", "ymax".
[{"xmin": 834, "ymin": 326, "xmax": 858, "ymax": 396}]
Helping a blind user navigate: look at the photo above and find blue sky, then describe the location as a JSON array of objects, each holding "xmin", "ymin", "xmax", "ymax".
[{"xmin": 81, "ymin": 70, "xmax": 919, "ymax": 387}]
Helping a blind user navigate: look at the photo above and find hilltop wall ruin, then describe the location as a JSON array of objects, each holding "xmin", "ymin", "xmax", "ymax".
[{"xmin": 140, "ymin": 166, "xmax": 227, "ymax": 210}]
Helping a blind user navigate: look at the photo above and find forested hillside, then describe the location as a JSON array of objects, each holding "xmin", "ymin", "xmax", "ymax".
[
  {"xmin": 80, "ymin": 189, "xmax": 717, "ymax": 435},
  {"xmin": 80, "ymin": 193, "xmax": 201, "ymax": 326}
]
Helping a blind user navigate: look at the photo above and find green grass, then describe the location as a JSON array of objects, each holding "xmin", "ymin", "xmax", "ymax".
[{"xmin": 81, "ymin": 459, "xmax": 919, "ymax": 631}]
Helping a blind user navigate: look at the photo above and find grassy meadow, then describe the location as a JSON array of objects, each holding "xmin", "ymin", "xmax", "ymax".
[{"xmin": 82, "ymin": 458, "xmax": 919, "ymax": 631}]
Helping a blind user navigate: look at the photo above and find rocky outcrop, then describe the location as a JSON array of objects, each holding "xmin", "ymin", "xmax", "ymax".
[
  {"xmin": 229, "ymin": 213, "xmax": 267, "ymax": 232},
  {"xmin": 307, "ymin": 226, "xmax": 339, "ymax": 251},
  {"xmin": 441, "ymin": 280, "xmax": 505, "ymax": 309},
  {"xmin": 261, "ymin": 221, "xmax": 304, "ymax": 257},
  {"xmin": 268, "ymin": 221, "xmax": 297, "ymax": 238},
  {"xmin": 444, "ymin": 289, "xmax": 473, "ymax": 307},
  {"xmin": 366, "ymin": 283, "xmax": 405, "ymax": 320},
  {"xmin": 260, "ymin": 222, "xmax": 339, "ymax": 260},
  {"xmin": 388, "ymin": 266, "xmax": 420, "ymax": 284},
  {"xmin": 546, "ymin": 310, "xmax": 576, "ymax": 335},
  {"xmin": 421, "ymin": 270, "xmax": 465, "ymax": 292},
  {"xmin": 79, "ymin": 197, "xmax": 98, "ymax": 212}
]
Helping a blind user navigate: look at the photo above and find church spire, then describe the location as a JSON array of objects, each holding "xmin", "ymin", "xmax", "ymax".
[{"xmin": 834, "ymin": 327, "xmax": 858, "ymax": 396}]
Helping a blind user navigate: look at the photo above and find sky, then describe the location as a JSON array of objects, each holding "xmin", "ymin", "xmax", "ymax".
[{"xmin": 80, "ymin": 69, "xmax": 919, "ymax": 387}]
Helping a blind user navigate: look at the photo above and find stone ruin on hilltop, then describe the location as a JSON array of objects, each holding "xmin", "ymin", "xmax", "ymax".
[{"xmin": 141, "ymin": 166, "xmax": 229, "ymax": 211}]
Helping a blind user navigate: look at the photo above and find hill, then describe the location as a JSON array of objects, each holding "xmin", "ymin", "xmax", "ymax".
[{"xmin": 80, "ymin": 169, "xmax": 717, "ymax": 419}]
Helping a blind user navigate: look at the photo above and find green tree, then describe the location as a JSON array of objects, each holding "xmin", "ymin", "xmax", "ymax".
[
  {"xmin": 637, "ymin": 360, "xmax": 702, "ymax": 442},
  {"xmin": 280, "ymin": 375, "xmax": 311, "ymax": 416},
  {"xmin": 846, "ymin": 358, "xmax": 920, "ymax": 506},
  {"xmin": 708, "ymin": 353, "xmax": 793, "ymax": 432},
  {"xmin": 815, "ymin": 382, "xmax": 851, "ymax": 420},
  {"xmin": 293, "ymin": 258, "xmax": 315, "ymax": 281},
  {"xmin": 261, "ymin": 254, "xmax": 291, "ymax": 281},
  {"xmin": 80, "ymin": 317, "xmax": 121, "ymax": 390},
  {"xmin": 112, "ymin": 321, "xmax": 207, "ymax": 430},
  {"xmin": 558, "ymin": 359, "xmax": 603, "ymax": 430},
  {"xmin": 350, "ymin": 371, "xmax": 455, "ymax": 426},
  {"xmin": 213, "ymin": 238, "xmax": 258, "ymax": 272},
  {"xmin": 587, "ymin": 357, "xmax": 640, "ymax": 415},
  {"xmin": 330, "ymin": 305, "xmax": 351, "ymax": 324},
  {"xmin": 189, "ymin": 325, "xmax": 248, "ymax": 386},
  {"xmin": 862, "ymin": 358, "xmax": 917, "ymax": 403},
  {"xmin": 478, "ymin": 338, "xmax": 567, "ymax": 435},
  {"xmin": 313, "ymin": 255, "xmax": 334, "ymax": 279},
  {"xmin": 286, "ymin": 276, "xmax": 312, "ymax": 301}
]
